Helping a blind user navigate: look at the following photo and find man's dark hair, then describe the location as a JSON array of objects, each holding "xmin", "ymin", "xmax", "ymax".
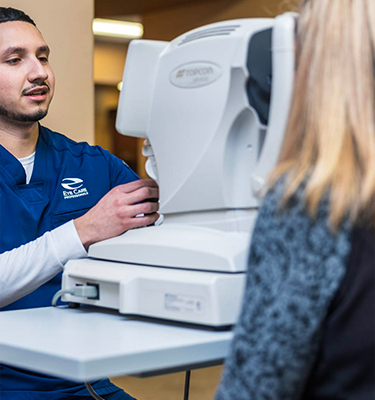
[{"xmin": 0, "ymin": 7, "xmax": 36, "ymax": 26}]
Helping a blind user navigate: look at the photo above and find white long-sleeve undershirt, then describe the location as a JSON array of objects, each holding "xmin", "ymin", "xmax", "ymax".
[
  {"xmin": 0, "ymin": 220, "xmax": 87, "ymax": 308},
  {"xmin": 0, "ymin": 156, "xmax": 87, "ymax": 308}
]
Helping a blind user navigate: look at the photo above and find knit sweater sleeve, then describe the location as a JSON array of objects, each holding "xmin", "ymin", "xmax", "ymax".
[{"xmin": 214, "ymin": 184, "xmax": 352, "ymax": 400}]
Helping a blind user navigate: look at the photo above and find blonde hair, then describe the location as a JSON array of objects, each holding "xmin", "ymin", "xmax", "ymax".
[{"xmin": 271, "ymin": 0, "xmax": 375, "ymax": 229}]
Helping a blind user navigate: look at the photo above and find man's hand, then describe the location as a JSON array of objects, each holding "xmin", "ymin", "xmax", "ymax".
[{"xmin": 74, "ymin": 179, "xmax": 159, "ymax": 250}]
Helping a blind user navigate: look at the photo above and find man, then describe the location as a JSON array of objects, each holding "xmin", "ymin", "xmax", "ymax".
[{"xmin": 0, "ymin": 7, "xmax": 158, "ymax": 399}]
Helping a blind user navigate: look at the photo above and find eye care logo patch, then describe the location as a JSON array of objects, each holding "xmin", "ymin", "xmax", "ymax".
[{"xmin": 61, "ymin": 178, "xmax": 89, "ymax": 199}]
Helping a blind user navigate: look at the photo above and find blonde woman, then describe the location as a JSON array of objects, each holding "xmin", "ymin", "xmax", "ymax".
[{"xmin": 215, "ymin": 0, "xmax": 374, "ymax": 399}]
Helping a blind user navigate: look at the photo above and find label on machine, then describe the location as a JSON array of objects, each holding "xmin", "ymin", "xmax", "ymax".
[{"xmin": 164, "ymin": 293, "xmax": 203, "ymax": 314}]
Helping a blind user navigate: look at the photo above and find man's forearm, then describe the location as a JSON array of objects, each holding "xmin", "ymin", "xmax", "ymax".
[{"xmin": 0, "ymin": 221, "xmax": 86, "ymax": 308}]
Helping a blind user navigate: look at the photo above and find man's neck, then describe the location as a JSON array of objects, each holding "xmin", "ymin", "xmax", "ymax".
[{"xmin": 0, "ymin": 120, "xmax": 39, "ymax": 159}]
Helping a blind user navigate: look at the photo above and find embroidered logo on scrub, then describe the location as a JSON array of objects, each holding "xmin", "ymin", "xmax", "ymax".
[{"xmin": 61, "ymin": 178, "xmax": 89, "ymax": 199}]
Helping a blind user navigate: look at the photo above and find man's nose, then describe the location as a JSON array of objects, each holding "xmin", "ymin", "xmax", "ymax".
[{"xmin": 27, "ymin": 58, "xmax": 48, "ymax": 83}]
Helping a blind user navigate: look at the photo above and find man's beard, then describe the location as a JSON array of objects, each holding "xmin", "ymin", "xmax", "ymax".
[{"xmin": 0, "ymin": 104, "xmax": 48, "ymax": 123}]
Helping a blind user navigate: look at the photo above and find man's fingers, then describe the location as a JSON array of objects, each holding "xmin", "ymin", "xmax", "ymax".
[
  {"xmin": 123, "ymin": 186, "xmax": 159, "ymax": 206},
  {"xmin": 130, "ymin": 213, "xmax": 160, "ymax": 229},
  {"xmin": 115, "ymin": 179, "xmax": 158, "ymax": 194},
  {"xmin": 111, "ymin": 180, "xmax": 159, "ymax": 205},
  {"xmin": 122, "ymin": 201, "xmax": 159, "ymax": 219},
  {"xmin": 74, "ymin": 179, "xmax": 160, "ymax": 249}
]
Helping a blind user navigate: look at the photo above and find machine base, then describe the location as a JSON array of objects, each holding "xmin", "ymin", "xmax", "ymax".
[{"xmin": 62, "ymin": 258, "xmax": 246, "ymax": 327}]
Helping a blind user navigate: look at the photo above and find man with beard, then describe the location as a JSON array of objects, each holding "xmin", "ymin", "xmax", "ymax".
[{"xmin": 0, "ymin": 7, "xmax": 158, "ymax": 400}]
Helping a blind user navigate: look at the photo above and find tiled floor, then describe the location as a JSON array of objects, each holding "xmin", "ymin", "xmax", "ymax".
[{"xmin": 111, "ymin": 365, "xmax": 223, "ymax": 400}]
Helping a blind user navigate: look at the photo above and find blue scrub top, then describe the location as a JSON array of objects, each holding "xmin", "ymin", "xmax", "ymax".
[{"xmin": 0, "ymin": 125, "xmax": 139, "ymax": 398}]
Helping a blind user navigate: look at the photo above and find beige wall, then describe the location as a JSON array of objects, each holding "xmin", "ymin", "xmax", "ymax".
[{"xmin": 2, "ymin": 0, "xmax": 95, "ymax": 144}]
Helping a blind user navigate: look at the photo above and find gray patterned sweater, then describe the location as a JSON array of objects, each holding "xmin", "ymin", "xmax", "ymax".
[{"xmin": 214, "ymin": 182, "xmax": 352, "ymax": 400}]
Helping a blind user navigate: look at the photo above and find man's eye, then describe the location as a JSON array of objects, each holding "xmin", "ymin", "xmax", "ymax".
[
  {"xmin": 6, "ymin": 58, "xmax": 21, "ymax": 65},
  {"xmin": 38, "ymin": 57, "xmax": 49, "ymax": 63}
]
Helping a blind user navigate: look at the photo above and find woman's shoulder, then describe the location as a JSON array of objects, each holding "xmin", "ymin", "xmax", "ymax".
[{"xmin": 250, "ymin": 177, "xmax": 352, "ymax": 306}]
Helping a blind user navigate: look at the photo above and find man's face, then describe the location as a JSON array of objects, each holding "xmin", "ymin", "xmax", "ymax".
[{"xmin": 0, "ymin": 21, "xmax": 55, "ymax": 125}]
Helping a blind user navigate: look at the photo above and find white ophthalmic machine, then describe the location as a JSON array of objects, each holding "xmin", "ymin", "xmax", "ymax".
[{"xmin": 62, "ymin": 13, "xmax": 296, "ymax": 328}]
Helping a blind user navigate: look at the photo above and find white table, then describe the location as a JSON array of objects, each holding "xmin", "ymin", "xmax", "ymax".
[{"xmin": 0, "ymin": 306, "xmax": 233, "ymax": 382}]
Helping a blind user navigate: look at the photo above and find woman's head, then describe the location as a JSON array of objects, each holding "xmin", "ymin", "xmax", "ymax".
[{"xmin": 273, "ymin": 0, "xmax": 375, "ymax": 228}]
